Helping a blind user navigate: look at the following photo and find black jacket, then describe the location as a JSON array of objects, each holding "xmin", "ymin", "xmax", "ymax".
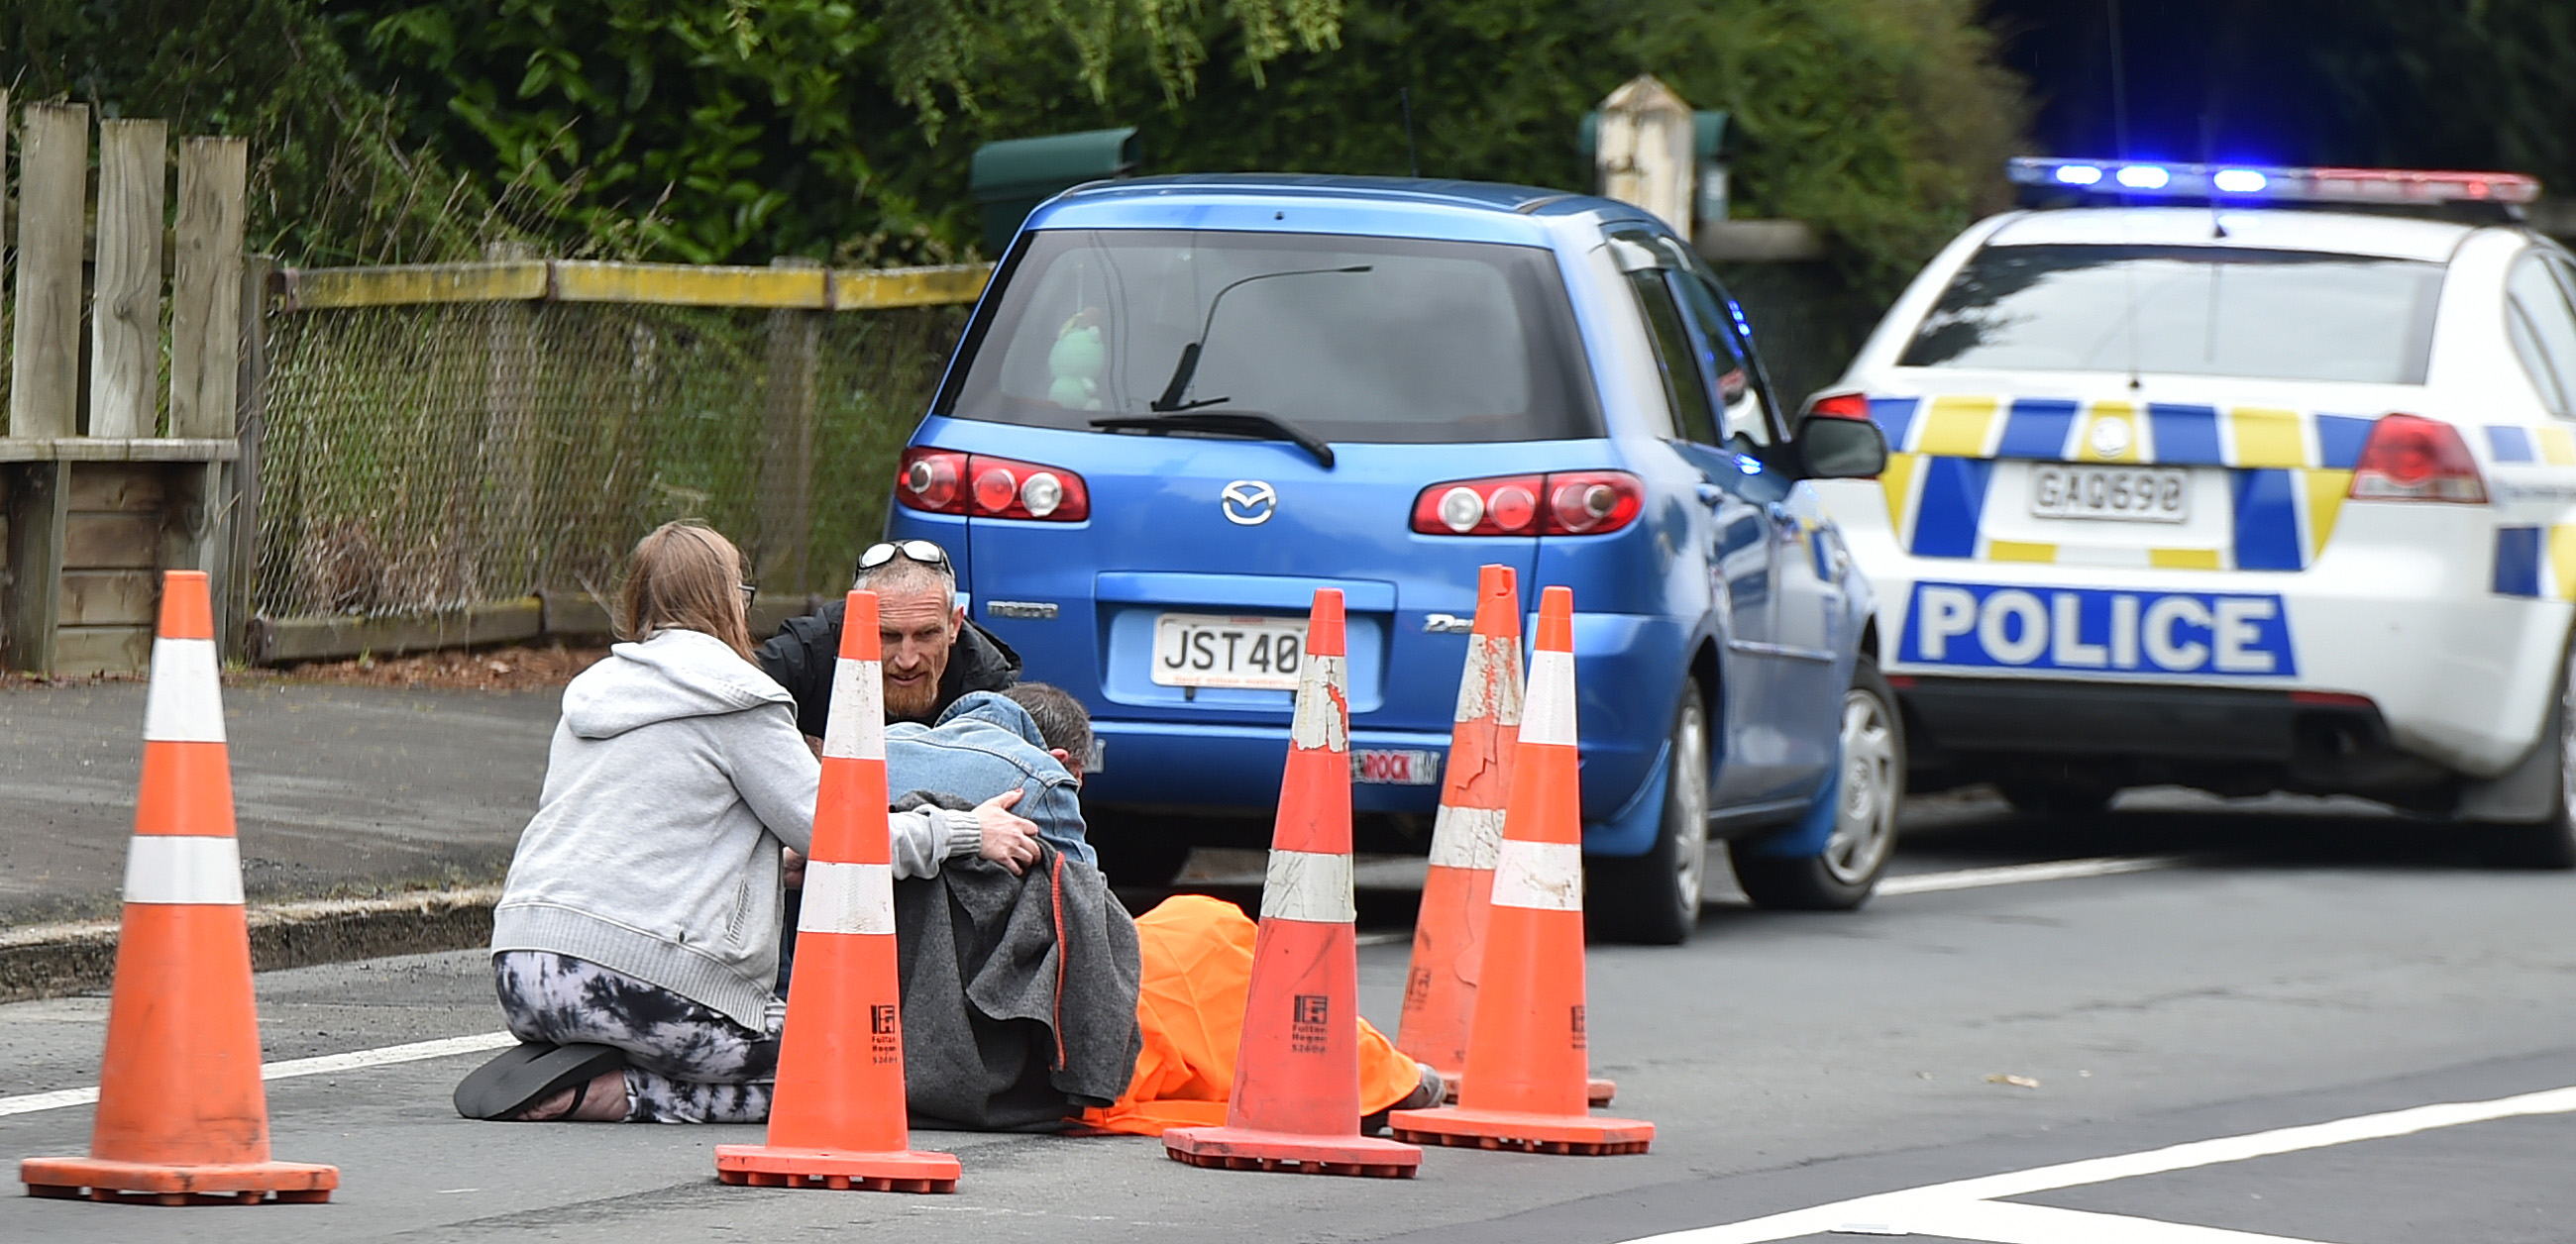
[
  {"xmin": 893, "ymin": 839, "xmax": 1142, "ymax": 1132},
  {"xmin": 756, "ymin": 601, "xmax": 1021, "ymax": 737}
]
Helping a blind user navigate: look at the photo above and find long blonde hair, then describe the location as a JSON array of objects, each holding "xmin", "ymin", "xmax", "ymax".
[{"xmin": 618, "ymin": 522, "xmax": 753, "ymax": 660}]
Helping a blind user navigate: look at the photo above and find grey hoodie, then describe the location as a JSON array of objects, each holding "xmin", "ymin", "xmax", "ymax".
[{"xmin": 491, "ymin": 629, "xmax": 979, "ymax": 1030}]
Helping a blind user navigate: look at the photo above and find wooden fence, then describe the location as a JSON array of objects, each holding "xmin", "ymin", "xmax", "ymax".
[{"xmin": 2, "ymin": 96, "xmax": 249, "ymax": 674}]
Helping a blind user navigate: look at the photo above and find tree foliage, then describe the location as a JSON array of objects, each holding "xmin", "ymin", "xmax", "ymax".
[{"xmin": 8, "ymin": 0, "xmax": 2023, "ymax": 288}]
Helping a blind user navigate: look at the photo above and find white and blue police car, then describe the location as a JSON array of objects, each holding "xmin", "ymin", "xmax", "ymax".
[{"xmin": 1810, "ymin": 158, "xmax": 2576, "ymax": 864}]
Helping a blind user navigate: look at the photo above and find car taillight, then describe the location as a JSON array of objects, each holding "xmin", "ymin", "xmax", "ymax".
[
  {"xmin": 2347, "ymin": 414, "xmax": 2486, "ymax": 504},
  {"xmin": 1805, "ymin": 390, "xmax": 1873, "ymax": 421},
  {"xmin": 896, "ymin": 448, "xmax": 1090, "ymax": 521},
  {"xmin": 1412, "ymin": 471, "xmax": 1644, "ymax": 536}
]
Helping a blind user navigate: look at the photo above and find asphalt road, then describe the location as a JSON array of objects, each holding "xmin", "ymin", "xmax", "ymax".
[
  {"xmin": 0, "ymin": 682, "xmax": 558, "ymax": 923},
  {"xmin": 6, "ymin": 789, "xmax": 2576, "ymax": 1242}
]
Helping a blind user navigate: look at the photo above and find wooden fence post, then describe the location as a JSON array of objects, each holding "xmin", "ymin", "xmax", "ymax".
[
  {"xmin": 758, "ymin": 257, "xmax": 822, "ymax": 595},
  {"xmin": 8, "ymin": 103, "xmax": 87, "ymax": 440},
  {"xmin": 222, "ymin": 256, "xmax": 274, "ymax": 657},
  {"xmin": 172, "ymin": 137, "xmax": 249, "ymax": 440},
  {"xmin": 91, "ymin": 119, "xmax": 167, "ymax": 439}
]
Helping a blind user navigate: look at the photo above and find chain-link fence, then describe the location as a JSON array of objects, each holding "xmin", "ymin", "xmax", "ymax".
[{"xmin": 255, "ymin": 296, "xmax": 967, "ymax": 620}]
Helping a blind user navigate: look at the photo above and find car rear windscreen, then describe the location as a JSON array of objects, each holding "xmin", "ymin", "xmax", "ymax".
[
  {"xmin": 936, "ymin": 228, "xmax": 1601, "ymax": 443},
  {"xmin": 1898, "ymin": 243, "xmax": 2445, "ymax": 384}
]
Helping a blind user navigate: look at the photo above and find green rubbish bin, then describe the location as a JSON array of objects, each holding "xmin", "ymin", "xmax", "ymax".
[{"xmin": 970, "ymin": 128, "xmax": 1141, "ymax": 257}]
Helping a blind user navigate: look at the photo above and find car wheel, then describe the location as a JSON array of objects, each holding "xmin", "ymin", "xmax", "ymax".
[
  {"xmin": 1586, "ymin": 691, "xmax": 1712, "ymax": 946},
  {"xmin": 2487, "ymin": 647, "xmax": 2576, "ymax": 870},
  {"xmin": 1733, "ymin": 657, "xmax": 1905, "ymax": 910},
  {"xmin": 1997, "ymin": 779, "xmax": 2117, "ymax": 821}
]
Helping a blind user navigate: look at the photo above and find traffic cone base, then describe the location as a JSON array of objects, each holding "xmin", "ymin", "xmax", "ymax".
[
  {"xmin": 713, "ymin": 1145, "xmax": 960, "ymax": 1192},
  {"xmin": 1444, "ymin": 1076, "xmax": 1618, "ymax": 1106},
  {"xmin": 20, "ymin": 1158, "xmax": 339, "ymax": 1204},
  {"xmin": 1163, "ymin": 1128, "xmax": 1422, "ymax": 1179},
  {"xmin": 1385, "ymin": 1105, "xmax": 1653, "ymax": 1156}
]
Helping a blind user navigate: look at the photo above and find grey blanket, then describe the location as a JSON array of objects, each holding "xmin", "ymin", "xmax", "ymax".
[{"xmin": 891, "ymin": 794, "xmax": 1142, "ymax": 1131}]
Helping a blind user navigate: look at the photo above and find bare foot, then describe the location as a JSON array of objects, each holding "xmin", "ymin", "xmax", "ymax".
[{"xmin": 507, "ymin": 1069, "xmax": 630, "ymax": 1122}]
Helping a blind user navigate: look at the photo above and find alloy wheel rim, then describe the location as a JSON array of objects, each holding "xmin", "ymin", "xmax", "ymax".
[
  {"xmin": 1825, "ymin": 689, "xmax": 1897, "ymax": 884},
  {"xmin": 1672, "ymin": 701, "xmax": 1710, "ymax": 914}
]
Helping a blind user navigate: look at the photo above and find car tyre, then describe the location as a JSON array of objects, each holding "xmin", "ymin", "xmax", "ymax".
[
  {"xmin": 2486, "ymin": 644, "xmax": 2576, "ymax": 870},
  {"xmin": 1732, "ymin": 656, "xmax": 1905, "ymax": 910},
  {"xmin": 1586, "ymin": 691, "xmax": 1713, "ymax": 946}
]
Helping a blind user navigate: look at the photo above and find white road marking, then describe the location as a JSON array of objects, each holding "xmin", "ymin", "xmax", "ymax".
[
  {"xmin": 0, "ymin": 1030, "xmax": 518, "ymax": 1119},
  {"xmin": 1878, "ymin": 855, "xmax": 2186, "ymax": 896},
  {"xmin": 1616, "ymin": 1083, "xmax": 2576, "ymax": 1244}
]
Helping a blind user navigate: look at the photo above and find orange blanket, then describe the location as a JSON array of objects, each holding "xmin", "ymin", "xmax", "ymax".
[{"xmin": 1077, "ymin": 894, "xmax": 1424, "ymax": 1135}]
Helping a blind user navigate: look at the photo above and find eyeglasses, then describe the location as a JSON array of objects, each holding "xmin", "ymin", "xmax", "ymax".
[
  {"xmin": 738, "ymin": 583, "xmax": 758, "ymax": 609},
  {"xmin": 857, "ymin": 539, "xmax": 951, "ymax": 572}
]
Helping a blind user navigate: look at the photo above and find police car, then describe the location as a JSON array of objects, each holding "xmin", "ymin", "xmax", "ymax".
[{"xmin": 1811, "ymin": 157, "xmax": 2576, "ymax": 864}]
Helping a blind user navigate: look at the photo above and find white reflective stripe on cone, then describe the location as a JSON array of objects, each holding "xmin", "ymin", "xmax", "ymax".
[
  {"xmin": 1427, "ymin": 804, "xmax": 1506, "ymax": 871},
  {"xmin": 799, "ymin": 860, "xmax": 896, "ymax": 936},
  {"xmin": 1519, "ymin": 650, "xmax": 1578, "ymax": 748},
  {"xmin": 123, "ymin": 836, "xmax": 246, "ymax": 905},
  {"xmin": 1490, "ymin": 839, "xmax": 1583, "ymax": 911},
  {"xmin": 1451, "ymin": 637, "xmax": 1525, "ymax": 727},
  {"xmin": 1290, "ymin": 655, "xmax": 1350, "ymax": 753},
  {"xmin": 1260, "ymin": 849, "xmax": 1357, "ymax": 923},
  {"xmin": 820, "ymin": 658, "xmax": 886, "ymax": 761},
  {"xmin": 141, "ymin": 638, "xmax": 226, "ymax": 744}
]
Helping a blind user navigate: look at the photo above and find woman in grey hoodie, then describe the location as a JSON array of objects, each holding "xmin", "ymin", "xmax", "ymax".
[{"xmin": 458, "ymin": 523, "xmax": 1042, "ymax": 1123}]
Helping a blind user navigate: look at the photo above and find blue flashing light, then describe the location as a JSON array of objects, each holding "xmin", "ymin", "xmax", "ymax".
[
  {"xmin": 2055, "ymin": 164, "xmax": 2103, "ymax": 187},
  {"xmin": 2115, "ymin": 165, "xmax": 2171, "ymax": 189},
  {"xmin": 1734, "ymin": 454, "xmax": 1765, "ymax": 476},
  {"xmin": 2212, "ymin": 168, "xmax": 2268, "ymax": 193}
]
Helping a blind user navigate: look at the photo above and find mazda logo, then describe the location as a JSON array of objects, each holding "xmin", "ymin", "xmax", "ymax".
[{"xmin": 1221, "ymin": 480, "xmax": 1278, "ymax": 526}]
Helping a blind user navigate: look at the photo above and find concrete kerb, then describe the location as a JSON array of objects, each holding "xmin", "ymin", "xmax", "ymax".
[{"xmin": 0, "ymin": 884, "xmax": 500, "ymax": 1002}]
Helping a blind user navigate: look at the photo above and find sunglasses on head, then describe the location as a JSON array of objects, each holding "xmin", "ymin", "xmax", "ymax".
[{"xmin": 857, "ymin": 540, "xmax": 951, "ymax": 572}]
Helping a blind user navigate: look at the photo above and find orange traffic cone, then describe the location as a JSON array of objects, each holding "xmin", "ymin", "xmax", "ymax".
[
  {"xmin": 1398, "ymin": 567, "xmax": 1614, "ymax": 1109},
  {"xmin": 1389, "ymin": 585, "xmax": 1653, "ymax": 1156},
  {"xmin": 1396, "ymin": 565, "xmax": 1520, "ymax": 1078},
  {"xmin": 1164, "ymin": 589, "xmax": 1424, "ymax": 1179},
  {"xmin": 21, "ymin": 571, "xmax": 340, "ymax": 1205},
  {"xmin": 715, "ymin": 589, "xmax": 959, "ymax": 1193}
]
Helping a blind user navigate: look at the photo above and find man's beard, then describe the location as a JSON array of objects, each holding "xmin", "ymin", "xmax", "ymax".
[{"xmin": 885, "ymin": 674, "xmax": 941, "ymax": 722}]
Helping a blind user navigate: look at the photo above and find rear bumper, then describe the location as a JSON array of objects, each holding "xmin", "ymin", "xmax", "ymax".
[
  {"xmin": 1817, "ymin": 490, "xmax": 2574, "ymax": 779},
  {"xmin": 1898, "ymin": 676, "xmax": 2452, "ymax": 799},
  {"xmin": 1076, "ymin": 611, "xmax": 1692, "ymax": 855}
]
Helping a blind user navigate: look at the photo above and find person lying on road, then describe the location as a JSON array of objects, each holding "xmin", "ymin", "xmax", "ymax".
[{"xmin": 454, "ymin": 521, "xmax": 1043, "ymax": 1125}]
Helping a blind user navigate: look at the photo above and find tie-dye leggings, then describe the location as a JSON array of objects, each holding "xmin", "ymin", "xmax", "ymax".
[{"xmin": 492, "ymin": 951, "xmax": 782, "ymax": 1123}]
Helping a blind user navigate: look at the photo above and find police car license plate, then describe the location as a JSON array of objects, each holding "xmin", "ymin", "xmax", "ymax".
[
  {"xmin": 1152, "ymin": 613, "xmax": 1308, "ymax": 690},
  {"xmin": 2031, "ymin": 466, "xmax": 2190, "ymax": 523}
]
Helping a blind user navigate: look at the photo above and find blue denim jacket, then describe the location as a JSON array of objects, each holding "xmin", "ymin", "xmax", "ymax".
[{"xmin": 884, "ymin": 692, "xmax": 1094, "ymax": 865}]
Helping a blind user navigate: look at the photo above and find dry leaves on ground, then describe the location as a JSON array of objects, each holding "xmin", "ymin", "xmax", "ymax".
[{"xmin": 272, "ymin": 643, "xmax": 609, "ymax": 690}]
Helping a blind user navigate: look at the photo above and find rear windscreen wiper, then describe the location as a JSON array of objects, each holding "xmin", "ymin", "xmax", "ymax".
[
  {"xmin": 1147, "ymin": 264, "xmax": 1371, "ymax": 413},
  {"xmin": 1090, "ymin": 410, "xmax": 1338, "ymax": 469}
]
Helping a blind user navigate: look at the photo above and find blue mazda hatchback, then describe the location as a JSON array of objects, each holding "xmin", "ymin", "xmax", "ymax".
[{"xmin": 886, "ymin": 174, "xmax": 1898, "ymax": 943}]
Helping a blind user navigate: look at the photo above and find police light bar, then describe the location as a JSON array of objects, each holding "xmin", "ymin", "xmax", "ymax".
[{"xmin": 2008, "ymin": 157, "xmax": 2541, "ymax": 207}]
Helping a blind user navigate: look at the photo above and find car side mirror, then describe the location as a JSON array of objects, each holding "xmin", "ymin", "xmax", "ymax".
[{"xmin": 1793, "ymin": 414, "xmax": 1888, "ymax": 479}]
